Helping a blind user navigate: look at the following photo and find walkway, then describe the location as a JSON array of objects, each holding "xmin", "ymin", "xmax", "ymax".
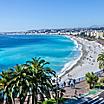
[{"xmin": 63, "ymin": 81, "xmax": 89, "ymax": 98}]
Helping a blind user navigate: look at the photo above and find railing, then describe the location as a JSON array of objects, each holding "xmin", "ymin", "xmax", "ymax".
[{"xmin": 74, "ymin": 70, "xmax": 104, "ymax": 84}]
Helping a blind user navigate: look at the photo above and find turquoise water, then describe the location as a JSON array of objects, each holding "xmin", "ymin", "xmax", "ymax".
[{"xmin": 0, "ymin": 34, "xmax": 80, "ymax": 72}]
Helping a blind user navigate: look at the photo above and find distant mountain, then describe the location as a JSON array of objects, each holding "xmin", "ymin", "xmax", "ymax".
[{"xmin": 90, "ymin": 25, "xmax": 104, "ymax": 28}]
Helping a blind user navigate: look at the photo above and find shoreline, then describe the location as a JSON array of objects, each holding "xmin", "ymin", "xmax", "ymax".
[
  {"xmin": 59, "ymin": 35, "xmax": 87, "ymax": 79},
  {"xmin": 59, "ymin": 35, "xmax": 104, "ymax": 82},
  {"xmin": 0, "ymin": 34, "xmax": 104, "ymax": 82},
  {"xmin": 59, "ymin": 35, "xmax": 84, "ymax": 76}
]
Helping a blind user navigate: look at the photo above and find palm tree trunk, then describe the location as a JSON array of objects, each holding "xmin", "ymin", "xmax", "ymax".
[
  {"xmin": 13, "ymin": 97, "xmax": 15, "ymax": 104},
  {"xmin": 19, "ymin": 95, "xmax": 24, "ymax": 104},
  {"xmin": 3, "ymin": 93, "xmax": 5, "ymax": 104},
  {"xmin": 40, "ymin": 93, "xmax": 45, "ymax": 102},
  {"xmin": 3, "ymin": 100, "xmax": 5, "ymax": 104},
  {"xmin": 89, "ymin": 83, "xmax": 92, "ymax": 89},
  {"xmin": 20, "ymin": 97, "xmax": 22, "ymax": 104},
  {"xmin": 103, "ymin": 69, "xmax": 104, "ymax": 73},
  {"xmin": 11, "ymin": 93, "xmax": 15, "ymax": 104},
  {"xmin": 34, "ymin": 91, "xmax": 37, "ymax": 104},
  {"xmin": 32, "ymin": 89, "xmax": 35, "ymax": 104},
  {"xmin": 27, "ymin": 95, "xmax": 31, "ymax": 104},
  {"xmin": 11, "ymin": 97, "xmax": 14, "ymax": 104},
  {"xmin": 32, "ymin": 85, "xmax": 37, "ymax": 104},
  {"xmin": 6, "ymin": 97, "xmax": 8, "ymax": 104},
  {"xmin": 32, "ymin": 91, "xmax": 37, "ymax": 104}
]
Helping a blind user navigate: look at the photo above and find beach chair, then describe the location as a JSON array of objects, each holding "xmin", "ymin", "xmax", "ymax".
[
  {"xmin": 99, "ymin": 100, "xmax": 104, "ymax": 104},
  {"xmin": 87, "ymin": 96, "xmax": 99, "ymax": 103},
  {"xmin": 92, "ymin": 97, "xmax": 103, "ymax": 104}
]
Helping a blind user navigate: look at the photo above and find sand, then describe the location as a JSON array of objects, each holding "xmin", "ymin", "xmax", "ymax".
[{"xmin": 59, "ymin": 35, "xmax": 104, "ymax": 82}]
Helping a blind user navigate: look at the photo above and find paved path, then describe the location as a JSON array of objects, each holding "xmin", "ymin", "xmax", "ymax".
[{"xmin": 63, "ymin": 81, "xmax": 89, "ymax": 98}]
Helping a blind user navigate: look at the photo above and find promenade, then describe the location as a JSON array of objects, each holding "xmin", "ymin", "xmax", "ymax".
[{"xmin": 63, "ymin": 81, "xmax": 89, "ymax": 98}]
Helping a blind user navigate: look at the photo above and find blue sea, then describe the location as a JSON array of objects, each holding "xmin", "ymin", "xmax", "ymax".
[{"xmin": 0, "ymin": 34, "xmax": 80, "ymax": 72}]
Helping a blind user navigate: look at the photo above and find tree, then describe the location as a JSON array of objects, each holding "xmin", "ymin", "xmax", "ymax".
[
  {"xmin": 85, "ymin": 72, "xmax": 98, "ymax": 89},
  {"xmin": 0, "ymin": 69, "xmax": 14, "ymax": 104},
  {"xmin": 97, "ymin": 52, "xmax": 104, "ymax": 71},
  {"xmin": 26, "ymin": 57, "xmax": 56, "ymax": 104},
  {"xmin": 0, "ymin": 57, "xmax": 56, "ymax": 104},
  {"xmin": 12, "ymin": 64, "xmax": 30, "ymax": 104}
]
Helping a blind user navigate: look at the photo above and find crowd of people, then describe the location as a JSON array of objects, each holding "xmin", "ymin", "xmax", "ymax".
[{"xmin": 58, "ymin": 78, "xmax": 76, "ymax": 89}]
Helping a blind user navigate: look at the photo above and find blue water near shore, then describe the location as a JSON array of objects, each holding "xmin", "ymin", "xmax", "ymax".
[{"xmin": 0, "ymin": 34, "xmax": 80, "ymax": 72}]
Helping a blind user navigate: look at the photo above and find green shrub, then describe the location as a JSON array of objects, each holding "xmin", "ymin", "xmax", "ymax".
[
  {"xmin": 42, "ymin": 98, "xmax": 66, "ymax": 104},
  {"xmin": 85, "ymin": 72, "xmax": 99, "ymax": 89},
  {"xmin": 95, "ymin": 82, "xmax": 104, "ymax": 89},
  {"xmin": 57, "ymin": 97, "xmax": 65, "ymax": 103},
  {"xmin": 100, "ymin": 78, "xmax": 104, "ymax": 83},
  {"xmin": 95, "ymin": 83, "xmax": 101, "ymax": 87},
  {"xmin": 42, "ymin": 99, "xmax": 56, "ymax": 104}
]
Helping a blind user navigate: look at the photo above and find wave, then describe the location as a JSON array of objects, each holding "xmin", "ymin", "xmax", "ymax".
[{"xmin": 58, "ymin": 35, "xmax": 82, "ymax": 77}]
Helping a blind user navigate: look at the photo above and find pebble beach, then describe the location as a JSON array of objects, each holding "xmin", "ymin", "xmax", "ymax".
[{"xmin": 60, "ymin": 35, "xmax": 104, "ymax": 82}]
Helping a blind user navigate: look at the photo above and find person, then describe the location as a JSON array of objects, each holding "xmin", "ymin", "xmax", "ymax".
[
  {"xmin": 60, "ymin": 83, "xmax": 64, "ymax": 88},
  {"xmin": 70, "ymin": 79, "xmax": 74, "ymax": 88},
  {"xmin": 68, "ymin": 79, "xmax": 71, "ymax": 86},
  {"xmin": 79, "ymin": 78, "xmax": 80, "ymax": 82},
  {"xmin": 74, "ymin": 89, "xmax": 77, "ymax": 96},
  {"xmin": 59, "ymin": 77, "xmax": 61, "ymax": 82},
  {"xmin": 73, "ymin": 79, "xmax": 76, "ymax": 88},
  {"xmin": 64, "ymin": 81, "xmax": 66, "ymax": 87},
  {"xmin": 60, "ymin": 92, "xmax": 64, "ymax": 98}
]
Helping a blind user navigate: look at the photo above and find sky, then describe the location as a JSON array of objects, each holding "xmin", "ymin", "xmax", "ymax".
[{"xmin": 0, "ymin": 0, "xmax": 104, "ymax": 32}]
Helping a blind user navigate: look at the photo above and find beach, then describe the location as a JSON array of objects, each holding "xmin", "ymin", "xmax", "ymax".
[
  {"xmin": 60, "ymin": 35, "xmax": 104, "ymax": 82},
  {"xmin": 0, "ymin": 34, "xmax": 104, "ymax": 82}
]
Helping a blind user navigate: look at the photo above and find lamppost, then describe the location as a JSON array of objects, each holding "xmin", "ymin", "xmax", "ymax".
[{"xmin": 56, "ymin": 75, "xmax": 60, "ymax": 101}]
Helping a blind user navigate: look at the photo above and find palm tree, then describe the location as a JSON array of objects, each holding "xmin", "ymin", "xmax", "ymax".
[
  {"xmin": 11, "ymin": 64, "xmax": 30, "ymax": 104},
  {"xmin": 0, "ymin": 57, "xmax": 56, "ymax": 104},
  {"xmin": 26, "ymin": 57, "xmax": 56, "ymax": 104},
  {"xmin": 85, "ymin": 72, "xmax": 98, "ymax": 89},
  {"xmin": 2, "ymin": 64, "xmax": 30, "ymax": 104},
  {"xmin": 0, "ymin": 69, "xmax": 14, "ymax": 104},
  {"xmin": 97, "ymin": 52, "xmax": 104, "ymax": 72}
]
